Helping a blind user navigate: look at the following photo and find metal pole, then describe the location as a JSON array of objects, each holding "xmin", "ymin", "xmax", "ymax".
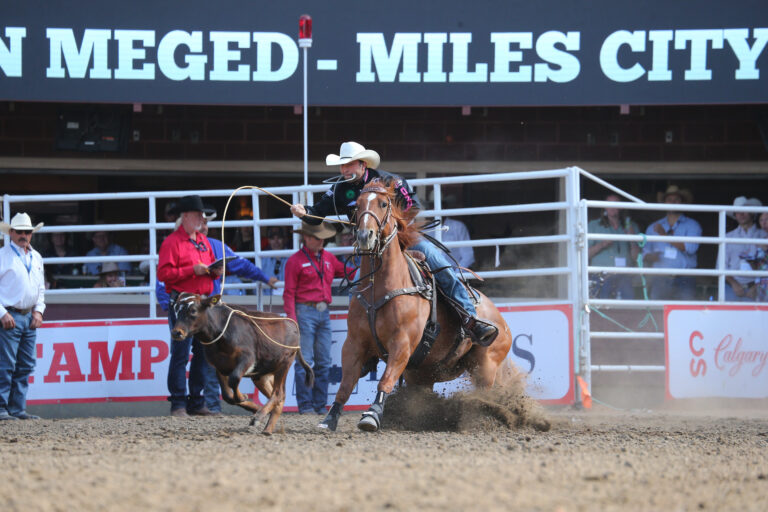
[
  {"xmin": 148, "ymin": 196, "xmax": 157, "ymax": 319},
  {"xmin": 303, "ymin": 45, "xmax": 308, "ymax": 190}
]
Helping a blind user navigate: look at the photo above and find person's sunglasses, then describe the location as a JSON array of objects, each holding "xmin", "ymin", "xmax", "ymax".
[{"xmin": 14, "ymin": 229, "xmax": 33, "ymax": 235}]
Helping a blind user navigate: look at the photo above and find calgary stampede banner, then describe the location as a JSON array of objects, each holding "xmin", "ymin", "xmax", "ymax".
[
  {"xmin": 0, "ymin": 0, "xmax": 766, "ymax": 105},
  {"xmin": 665, "ymin": 305, "xmax": 768, "ymax": 399},
  {"xmin": 28, "ymin": 305, "xmax": 574, "ymax": 408}
]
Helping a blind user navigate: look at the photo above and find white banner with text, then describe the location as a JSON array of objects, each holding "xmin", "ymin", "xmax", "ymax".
[
  {"xmin": 28, "ymin": 304, "xmax": 574, "ymax": 409},
  {"xmin": 665, "ymin": 305, "xmax": 768, "ymax": 399}
]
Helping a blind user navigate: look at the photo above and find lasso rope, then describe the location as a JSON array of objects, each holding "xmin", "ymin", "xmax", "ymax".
[
  {"xmin": 217, "ymin": 185, "xmax": 353, "ymax": 293},
  {"xmin": 199, "ymin": 301, "xmax": 301, "ymax": 350}
]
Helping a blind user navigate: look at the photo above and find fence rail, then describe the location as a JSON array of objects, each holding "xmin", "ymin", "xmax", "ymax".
[{"xmin": 5, "ymin": 166, "xmax": 766, "ymax": 407}]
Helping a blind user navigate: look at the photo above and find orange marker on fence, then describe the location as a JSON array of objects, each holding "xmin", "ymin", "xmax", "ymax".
[{"xmin": 576, "ymin": 376, "xmax": 592, "ymax": 409}]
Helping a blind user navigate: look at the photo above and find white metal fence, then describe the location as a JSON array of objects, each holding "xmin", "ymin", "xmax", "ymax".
[
  {"xmin": 2, "ymin": 168, "xmax": 582, "ymax": 316},
  {"xmin": 579, "ymin": 176, "xmax": 768, "ymax": 390},
  {"xmin": 5, "ymin": 167, "xmax": 766, "ymax": 402}
]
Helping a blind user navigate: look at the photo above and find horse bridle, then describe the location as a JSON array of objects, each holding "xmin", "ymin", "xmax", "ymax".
[
  {"xmin": 354, "ymin": 185, "xmax": 399, "ymax": 259},
  {"xmin": 351, "ymin": 185, "xmax": 435, "ymax": 363}
]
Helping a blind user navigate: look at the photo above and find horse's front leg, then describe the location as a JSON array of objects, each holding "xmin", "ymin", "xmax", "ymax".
[
  {"xmin": 318, "ymin": 335, "xmax": 368, "ymax": 432},
  {"xmin": 357, "ymin": 342, "xmax": 410, "ymax": 432}
]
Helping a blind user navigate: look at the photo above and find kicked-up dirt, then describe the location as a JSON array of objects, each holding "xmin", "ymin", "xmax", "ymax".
[{"xmin": 1, "ymin": 393, "xmax": 767, "ymax": 511}]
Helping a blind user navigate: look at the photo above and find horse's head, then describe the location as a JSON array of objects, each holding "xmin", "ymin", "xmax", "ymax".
[
  {"xmin": 354, "ymin": 178, "xmax": 422, "ymax": 255},
  {"xmin": 355, "ymin": 180, "xmax": 394, "ymax": 252},
  {"xmin": 170, "ymin": 292, "xmax": 222, "ymax": 340}
]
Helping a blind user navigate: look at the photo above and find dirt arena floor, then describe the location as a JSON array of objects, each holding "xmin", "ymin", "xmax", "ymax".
[{"xmin": 2, "ymin": 388, "xmax": 767, "ymax": 512}]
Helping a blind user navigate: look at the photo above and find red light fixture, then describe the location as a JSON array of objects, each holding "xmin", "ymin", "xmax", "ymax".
[{"xmin": 299, "ymin": 14, "xmax": 312, "ymax": 46}]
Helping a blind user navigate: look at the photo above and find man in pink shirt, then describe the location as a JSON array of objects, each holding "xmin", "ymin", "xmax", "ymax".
[{"xmin": 284, "ymin": 221, "xmax": 351, "ymax": 415}]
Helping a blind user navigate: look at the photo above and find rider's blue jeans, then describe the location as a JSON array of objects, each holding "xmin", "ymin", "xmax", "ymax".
[{"xmin": 410, "ymin": 239, "xmax": 477, "ymax": 317}]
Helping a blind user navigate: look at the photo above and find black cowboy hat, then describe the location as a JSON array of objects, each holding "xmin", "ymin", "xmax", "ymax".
[{"xmin": 173, "ymin": 195, "xmax": 215, "ymax": 215}]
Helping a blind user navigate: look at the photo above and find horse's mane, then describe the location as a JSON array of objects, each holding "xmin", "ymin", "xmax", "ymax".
[{"xmin": 365, "ymin": 178, "xmax": 422, "ymax": 249}]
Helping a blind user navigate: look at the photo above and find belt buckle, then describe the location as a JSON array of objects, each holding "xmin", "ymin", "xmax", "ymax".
[{"xmin": 315, "ymin": 302, "xmax": 328, "ymax": 312}]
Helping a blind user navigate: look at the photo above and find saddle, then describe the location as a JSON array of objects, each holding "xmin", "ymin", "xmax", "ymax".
[{"xmin": 356, "ymin": 251, "xmax": 478, "ymax": 375}]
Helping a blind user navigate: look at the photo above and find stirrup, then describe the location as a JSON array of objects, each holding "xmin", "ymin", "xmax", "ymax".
[{"xmin": 463, "ymin": 316, "xmax": 499, "ymax": 347}]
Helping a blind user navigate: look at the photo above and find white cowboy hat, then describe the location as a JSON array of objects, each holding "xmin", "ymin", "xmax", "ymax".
[
  {"xmin": 728, "ymin": 196, "xmax": 763, "ymax": 219},
  {"xmin": 0, "ymin": 212, "xmax": 44, "ymax": 235},
  {"xmin": 293, "ymin": 221, "xmax": 338, "ymax": 240},
  {"xmin": 325, "ymin": 141, "xmax": 380, "ymax": 169}
]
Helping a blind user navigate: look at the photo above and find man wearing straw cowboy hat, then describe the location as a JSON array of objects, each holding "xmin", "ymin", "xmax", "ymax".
[
  {"xmin": 284, "ymin": 221, "xmax": 352, "ymax": 415},
  {"xmin": 723, "ymin": 196, "xmax": 766, "ymax": 301},
  {"xmin": 642, "ymin": 185, "xmax": 702, "ymax": 300},
  {"xmin": 0, "ymin": 213, "xmax": 46, "ymax": 420},
  {"xmin": 290, "ymin": 141, "xmax": 499, "ymax": 346}
]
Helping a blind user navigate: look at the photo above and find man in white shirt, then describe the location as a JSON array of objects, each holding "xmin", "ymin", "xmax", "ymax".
[
  {"xmin": 724, "ymin": 196, "xmax": 767, "ymax": 301},
  {"xmin": 0, "ymin": 213, "xmax": 46, "ymax": 420}
]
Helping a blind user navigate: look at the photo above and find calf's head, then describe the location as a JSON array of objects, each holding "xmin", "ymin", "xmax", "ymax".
[{"xmin": 170, "ymin": 293, "xmax": 222, "ymax": 341}]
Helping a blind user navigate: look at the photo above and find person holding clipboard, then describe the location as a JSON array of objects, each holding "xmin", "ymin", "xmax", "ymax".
[
  {"xmin": 156, "ymin": 209, "xmax": 278, "ymax": 415},
  {"xmin": 157, "ymin": 195, "xmax": 222, "ymax": 417}
]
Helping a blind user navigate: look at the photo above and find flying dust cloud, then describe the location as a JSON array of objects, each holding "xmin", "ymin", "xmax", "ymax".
[{"xmin": 382, "ymin": 362, "xmax": 551, "ymax": 432}]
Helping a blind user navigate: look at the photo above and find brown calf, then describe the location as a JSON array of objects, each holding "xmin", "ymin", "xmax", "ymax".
[{"xmin": 170, "ymin": 293, "xmax": 313, "ymax": 435}]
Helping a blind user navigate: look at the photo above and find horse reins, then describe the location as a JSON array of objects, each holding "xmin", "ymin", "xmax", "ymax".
[{"xmin": 355, "ymin": 185, "xmax": 400, "ymax": 259}]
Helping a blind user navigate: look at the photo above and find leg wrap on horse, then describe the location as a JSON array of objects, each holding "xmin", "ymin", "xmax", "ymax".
[
  {"xmin": 358, "ymin": 391, "xmax": 387, "ymax": 432},
  {"xmin": 318, "ymin": 402, "xmax": 344, "ymax": 431}
]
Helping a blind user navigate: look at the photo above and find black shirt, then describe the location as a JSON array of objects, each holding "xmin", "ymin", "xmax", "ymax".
[{"xmin": 303, "ymin": 168, "xmax": 421, "ymax": 226}]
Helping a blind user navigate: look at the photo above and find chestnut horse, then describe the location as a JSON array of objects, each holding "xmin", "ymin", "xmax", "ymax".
[{"xmin": 319, "ymin": 179, "xmax": 514, "ymax": 432}]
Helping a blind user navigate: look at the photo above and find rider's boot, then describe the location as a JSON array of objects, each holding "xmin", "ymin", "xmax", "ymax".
[{"xmin": 460, "ymin": 313, "xmax": 499, "ymax": 347}]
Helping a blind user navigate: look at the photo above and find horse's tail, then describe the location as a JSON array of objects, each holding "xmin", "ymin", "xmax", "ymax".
[{"xmin": 296, "ymin": 346, "xmax": 315, "ymax": 388}]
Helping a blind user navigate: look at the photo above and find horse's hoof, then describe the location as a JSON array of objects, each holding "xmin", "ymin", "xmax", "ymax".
[
  {"xmin": 317, "ymin": 416, "xmax": 337, "ymax": 431},
  {"xmin": 357, "ymin": 414, "xmax": 379, "ymax": 432}
]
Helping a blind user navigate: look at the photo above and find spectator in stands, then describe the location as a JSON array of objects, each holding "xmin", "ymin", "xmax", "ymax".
[
  {"xmin": 156, "ymin": 201, "xmax": 178, "ymax": 244},
  {"xmin": 430, "ymin": 192, "xmax": 475, "ymax": 270},
  {"xmin": 284, "ymin": 222, "xmax": 349, "ymax": 415},
  {"xmin": 329, "ymin": 226, "xmax": 359, "ymax": 295},
  {"xmin": 42, "ymin": 231, "xmax": 77, "ymax": 276},
  {"xmin": 642, "ymin": 185, "xmax": 702, "ymax": 300},
  {"xmin": 753, "ymin": 212, "xmax": 768, "ymax": 302},
  {"xmin": 93, "ymin": 262, "xmax": 125, "ymax": 288},
  {"xmin": 723, "ymin": 197, "xmax": 766, "ymax": 301},
  {"xmin": 587, "ymin": 194, "xmax": 641, "ymax": 299},
  {"xmin": 157, "ymin": 195, "xmax": 222, "ymax": 417},
  {"xmin": 261, "ymin": 226, "xmax": 289, "ymax": 296},
  {"xmin": 0, "ymin": 213, "xmax": 45, "ymax": 420},
  {"xmin": 230, "ymin": 217, "xmax": 256, "ymax": 254},
  {"xmin": 83, "ymin": 230, "xmax": 131, "ymax": 276}
]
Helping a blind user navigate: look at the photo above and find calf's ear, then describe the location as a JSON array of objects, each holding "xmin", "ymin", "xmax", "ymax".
[{"xmin": 203, "ymin": 294, "xmax": 222, "ymax": 309}]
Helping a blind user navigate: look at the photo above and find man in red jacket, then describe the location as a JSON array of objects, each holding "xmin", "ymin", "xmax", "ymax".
[
  {"xmin": 157, "ymin": 195, "xmax": 222, "ymax": 417},
  {"xmin": 284, "ymin": 221, "xmax": 351, "ymax": 415}
]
